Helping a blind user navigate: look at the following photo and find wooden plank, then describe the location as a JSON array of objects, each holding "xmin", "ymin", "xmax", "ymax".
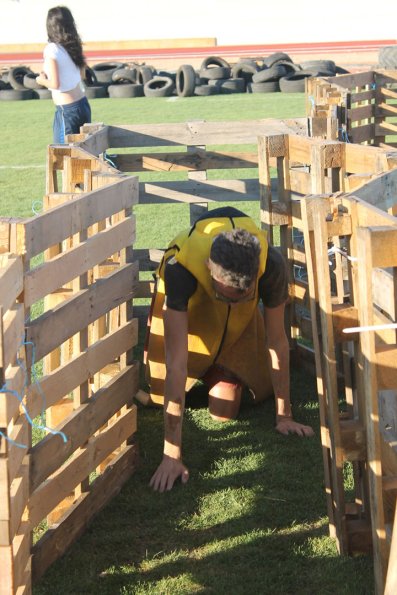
[
  {"xmin": 32, "ymin": 443, "xmax": 138, "ymax": 582},
  {"xmin": 380, "ymin": 87, "xmax": 397, "ymax": 101},
  {"xmin": 139, "ymin": 178, "xmax": 259, "ymax": 204},
  {"xmin": 30, "ymin": 363, "xmax": 139, "ymax": 490},
  {"xmin": 349, "ymin": 124, "xmax": 375, "ymax": 145},
  {"xmin": 344, "ymin": 144, "xmax": 389, "ymax": 175},
  {"xmin": 9, "ymin": 462, "xmax": 28, "ymax": 543},
  {"xmin": 377, "ymin": 345, "xmax": 397, "ymax": 390},
  {"xmin": 29, "ymin": 406, "xmax": 137, "ymax": 528},
  {"xmin": 26, "ymin": 262, "xmax": 138, "ymax": 363},
  {"xmin": 107, "ymin": 119, "xmax": 308, "ymax": 148},
  {"xmin": 12, "ymin": 523, "xmax": 31, "ymax": 592},
  {"xmin": 0, "ymin": 544, "xmax": 14, "ymax": 593},
  {"xmin": 5, "ymin": 420, "xmax": 28, "ymax": 485},
  {"xmin": 326, "ymin": 71, "xmax": 375, "ymax": 89},
  {"xmin": 20, "ymin": 176, "xmax": 138, "ymax": 258},
  {"xmin": 385, "ymin": 500, "xmax": 397, "ymax": 595},
  {"xmin": 369, "ymin": 227, "xmax": 397, "ymax": 268},
  {"xmin": 357, "ymin": 226, "xmax": 388, "ymax": 592},
  {"xmin": 375, "ymin": 102, "xmax": 397, "ymax": 118},
  {"xmin": 377, "ymin": 122, "xmax": 397, "ymax": 135},
  {"xmin": 24, "ymin": 216, "xmax": 136, "ymax": 306},
  {"xmin": 350, "ymin": 89, "xmax": 376, "ymax": 104},
  {"xmin": 0, "ymin": 365, "xmax": 25, "ymax": 427},
  {"xmin": 0, "ymin": 255, "xmax": 23, "ymax": 314},
  {"xmin": 349, "ymin": 169, "xmax": 397, "ymax": 212},
  {"xmin": 72, "ymin": 125, "xmax": 109, "ymax": 157},
  {"xmin": 27, "ymin": 318, "xmax": 137, "ymax": 420},
  {"xmin": 115, "ymin": 150, "xmax": 259, "ymax": 172},
  {"xmin": 347, "ymin": 104, "xmax": 375, "ymax": 122},
  {"xmin": 2, "ymin": 304, "xmax": 24, "ymax": 370}
]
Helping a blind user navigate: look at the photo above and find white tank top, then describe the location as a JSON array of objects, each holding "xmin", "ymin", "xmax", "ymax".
[{"xmin": 44, "ymin": 42, "xmax": 82, "ymax": 99}]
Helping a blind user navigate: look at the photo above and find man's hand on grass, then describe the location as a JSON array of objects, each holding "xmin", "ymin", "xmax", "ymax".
[
  {"xmin": 276, "ymin": 416, "xmax": 314, "ymax": 437},
  {"xmin": 150, "ymin": 455, "xmax": 189, "ymax": 492}
]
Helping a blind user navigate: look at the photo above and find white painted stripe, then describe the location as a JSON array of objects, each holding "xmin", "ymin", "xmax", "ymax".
[{"xmin": 0, "ymin": 165, "xmax": 45, "ymax": 170}]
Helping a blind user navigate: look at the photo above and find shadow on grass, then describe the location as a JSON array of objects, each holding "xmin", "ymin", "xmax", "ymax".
[{"xmin": 33, "ymin": 367, "xmax": 374, "ymax": 595}]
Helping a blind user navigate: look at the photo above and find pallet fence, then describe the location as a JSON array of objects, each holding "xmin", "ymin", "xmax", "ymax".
[
  {"xmin": 0, "ymin": 157, "xmax": 140, "ymax": 593},
  {"xmin": 2, "ymin": 110, "xmax": 397, "ymax": 592},
  {"xmin": 306, "ymin": 69, "xmax": 397, "ymax": 148}
]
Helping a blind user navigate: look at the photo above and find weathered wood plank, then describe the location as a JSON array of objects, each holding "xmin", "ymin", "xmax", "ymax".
[
  {"xmin": 27, "ymin": 318, "xmax": 137, "ymax": 420},
  {"xmin": 32, "ymin": 443, "xmax": 138, "ymax": 582},
  {"xmin": 2, "ymin": 304, "xmax": 24, "ymax": 370},
  {"xmin": 0, "ymin": 365, "xmax": 25, "ymax": 428},
  {"xmin": 29, "ymin": 406, "xmax": 137, "ymax": 527},
  {"xmin": 114, "ymin": 150, "xmax": 259, "ymax": 172},
  {"xmin": 377, "ymin": 345, "xmax": 397, "ymax": 390},
  {"xmin": 107, "ymin": 118, "xmax": 308, "ymax": 148},
  {"xmin": 24, "ymin": 216, "xmax": 136, "ymax": 306},
  {"xmin": 0, "ymin": 255, "xmax": 23, "ymax": 314},
  {"xmin": 326, "ymin": 71, "xmax": 375, "ymax": 89},
  {"xmin": 26, "ymin": 262, "xmax": 138, "ymax": 363},
  {"xmin": 30, "ymin": 363, "xmax": 139, "ymax": 489},
  {"xmin": 19, "ymin": 176, "xmax": 138, "ymax": 258},
  {"xmin": 139, "ymin": 178, "xmax": 259, "ymax": 204},
  {"xmin": 347, "ymin": 104, "xmax": 375, "ymax": 122},
  {"xmin": 349, "ymin": 124, "xmax": 375, "ymax": 145},
  {"xmin": 369, "ymin": 227, "xmax": 397, "ymax": 268}
]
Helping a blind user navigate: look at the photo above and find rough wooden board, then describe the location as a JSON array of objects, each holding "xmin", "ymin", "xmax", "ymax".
[
  {"xmin": 31, "ymin": 443, "xmax": 138, "ymax": 583},
  {"xmin": 115, "ymin": 150, "xmax": 259, "ymax": 172},
  {"xmin": 30, "ymin": 363, "xmax": 139, "ymax": 490},
  {"xmin": 139, "ymin": 178, "xmax": 259, "ymax": 204},
  {"xmin": 2, "ymin": 304, "xmax": 24, "ymax": 371},
  {"xmin": 357, "ymin": 226, "xmax": 389, "ymax": 592},
  {"xmin": 370, "ymin": 228, "xmax": 397, "ymax": 268},
  {"xmin": 0, "ymin": 255, "xmax": 23, "ymax": 315},
  {"xmin": 9, "ymin": 462, "xmax": 28, "ymax": 545},
  {"xmin": 19, "ymin": 176, "xmax": 138, "ymax": 259},
  {"xmin": 26, "ymin": 262, "xmax": 138, "ymax": 363},
  {"xmin": 24, "ymin": 215, "xmax": 136, "ymax": 307},
  {"xmin": 0, "ymin": 365, "xmax": 24, "ymax": 427},
  {"xmin": 107, "ymin": 118, "xmax": 308, "ymax": 148},
  {"xmin": 29, "ymin": 406, "xmax": 137, "ymax": 528},
  {"xmin": 384, "ymin": 500, "xmax": 397, "ymax": 595},
  {"xmin": 27, "ymin": 318, "xmax": 137, "ymax": 420},
  {"xmin": 70, "ymin": 125, "xmax": 109, "ymax": 157},
  {"xmin": 377, "ymin": 346, "xmax": 397, "ymax": 390}
]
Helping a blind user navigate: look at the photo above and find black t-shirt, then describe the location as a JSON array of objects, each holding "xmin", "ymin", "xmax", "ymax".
[{"xmin": 164, "ymin": 244, "xmax": 289, "ymax": 311}]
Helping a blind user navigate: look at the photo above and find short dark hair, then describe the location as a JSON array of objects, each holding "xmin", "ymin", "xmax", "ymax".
[{"xmin": 209, "ymin": 228, "xmax": 261, "ymax": 290}]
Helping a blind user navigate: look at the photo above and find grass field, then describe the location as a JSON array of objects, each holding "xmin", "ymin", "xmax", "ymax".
[{"xmin": 0, "ymin": 93, "xmax": 374, "ymax": 594}]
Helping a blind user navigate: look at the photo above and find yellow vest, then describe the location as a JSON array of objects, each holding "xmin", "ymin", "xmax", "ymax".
[{"xmin": 145, "ymin": 214, "xmax": 273, "ymax": 405}]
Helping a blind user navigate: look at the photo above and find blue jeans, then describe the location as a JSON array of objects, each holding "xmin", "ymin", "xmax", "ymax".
[{"xmin": 53, "ymin": 96, "xmax": 91, "ymax": 144}]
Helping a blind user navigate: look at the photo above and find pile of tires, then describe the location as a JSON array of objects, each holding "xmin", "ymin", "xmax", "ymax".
[
  {"xmin": 0, "ymin": 66, "xmax": 52, "ymax": 100},
  {"xmin": 0, "ymin": 54, "xmax": 350, "ymax": 101}
]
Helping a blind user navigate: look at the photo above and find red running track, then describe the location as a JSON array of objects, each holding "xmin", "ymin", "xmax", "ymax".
[{"xmin": 1, "ymin": 39, "xmax": 395, "ymax": 65}]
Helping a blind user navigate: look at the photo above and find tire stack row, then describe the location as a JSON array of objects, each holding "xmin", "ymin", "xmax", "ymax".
[
  {"xmin": 0, "ymin": 66, "xmax": 52, "ymax": 100},
  {"xmin": 0, "ymin": 53, "xmax": 349, "ymax": 101}
]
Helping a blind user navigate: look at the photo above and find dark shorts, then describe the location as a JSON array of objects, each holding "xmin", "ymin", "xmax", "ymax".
[{"xmin": 53, "ymin": 96, "xmax": 91, "ymax": 144}]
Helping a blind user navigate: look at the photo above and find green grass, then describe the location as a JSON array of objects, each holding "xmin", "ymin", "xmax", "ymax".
[{"xmin": 0, "ymin": 93, "xmax": 374, "ymax": 594}]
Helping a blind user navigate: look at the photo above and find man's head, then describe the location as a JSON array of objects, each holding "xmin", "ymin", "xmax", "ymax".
[{"xmin": 208, "ymin": 228, "xmax": 261, "ymax": 297}]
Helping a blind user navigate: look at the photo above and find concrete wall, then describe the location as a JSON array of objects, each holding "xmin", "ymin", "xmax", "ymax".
[{"xmin": 1, "ymin": 0, "xmax": 396, "ymax": 46}]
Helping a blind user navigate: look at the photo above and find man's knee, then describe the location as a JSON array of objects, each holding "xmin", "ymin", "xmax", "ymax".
[{"xmin": 208, "ymin": 381, "xmax": 242, "ymax": 421}]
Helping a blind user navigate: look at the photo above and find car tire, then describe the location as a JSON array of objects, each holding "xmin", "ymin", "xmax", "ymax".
[
  {"xmin": 137, "ymin": 66, "xmax": 154, "ymax": 85},
  {"xmin": 262, "ymin": 52, "xmax": 293, "ymax": 68},
  {"xmin": 194, "ymin": 84, "xmax": 219, "ymax": 96},
  {"xmin": 252, "ymin": 64, "xmax": 288, "ymax": 83},
  {"xmin": 8, "ymin": 66, "xmax": 34, "ymax": 90},
  {"xmin": 279, "ymin": 72, "xmax": 312, "ymax": 93},
  {"xmin": 112, "ymin": 67, "xmax": 138, "ymax": 84},
  {"xmin": 108, "ymin": 83, "xmax": 144, "ymax": 98},
  {"xmin": 247, "ymin": 81, "xmax": 280, "ymax": 93},
  {"xmin": 378, "ymin": 45, "xmax": 397, "ymax": 68},
  {"xmin": 176, "ymin": 64, "xmax": 196, "ymax": 97},
  {"xmin": 32, "ymin": 88, "xmax": 52, "ymax": 99},
  {"xmin": 0, "ymin": 88, "xmax": 34, "ymax": 100},
  {"xmin": 144, "ymin": 76, "xmax": 175, "ymax": 97},
  {"xmin": 92, "ymin": 62, "xmax": 126, "ymax": 84},
  {"xmin": 84, "ymin": 85, "xmax": 108, "ymax": 99}
]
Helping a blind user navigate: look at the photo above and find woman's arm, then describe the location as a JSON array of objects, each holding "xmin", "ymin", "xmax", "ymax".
[{"xmin": 36, "ymin": 57, "xmax": 60, "ymax": 89}]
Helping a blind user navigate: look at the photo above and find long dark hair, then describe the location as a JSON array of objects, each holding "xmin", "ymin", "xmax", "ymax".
[{"xmin": 46, "ymin": 6, "xmax": 86, "ymax": 68}]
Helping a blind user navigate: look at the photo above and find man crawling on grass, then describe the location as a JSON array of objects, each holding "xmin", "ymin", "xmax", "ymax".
[{"xmin": 145, "ymin": 206, "xmax": 314, "ymax": 492}]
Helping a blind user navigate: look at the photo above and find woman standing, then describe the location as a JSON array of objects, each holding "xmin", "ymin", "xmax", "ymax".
[{"xmin": 36, "ymin": 6, "xmax": 91, "ymax": 143}]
